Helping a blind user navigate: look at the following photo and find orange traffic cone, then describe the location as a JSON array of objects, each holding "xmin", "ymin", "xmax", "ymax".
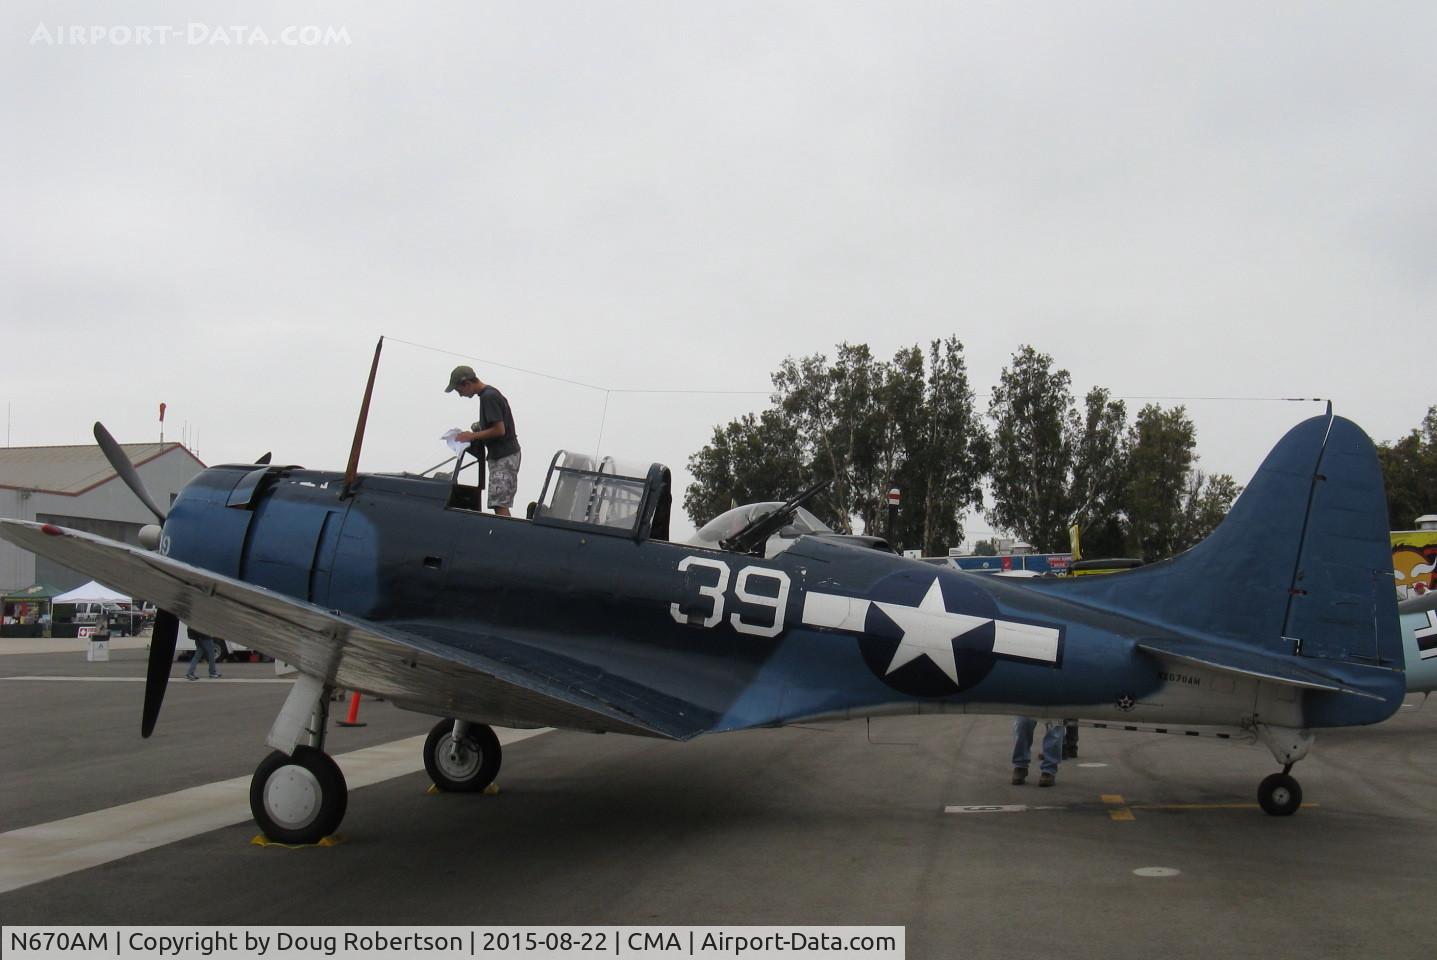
[{"xmin": 336, "ymin": 691, "xmax": 366, "ymax": 727}]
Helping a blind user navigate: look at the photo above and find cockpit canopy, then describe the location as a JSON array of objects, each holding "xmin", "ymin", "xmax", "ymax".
[
  {"xmin": 531, "ymin": 451, "xmax": 671, "ymax": 542},
  {"xmin": 689, "ymin": 502, "xmax": 834, "ymax": 556}
]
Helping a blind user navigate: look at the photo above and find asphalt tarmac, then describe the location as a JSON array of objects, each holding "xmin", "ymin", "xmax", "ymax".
[{"xmin": 2, "ymin": 645, "xmax": 1435, "ymax": 959}]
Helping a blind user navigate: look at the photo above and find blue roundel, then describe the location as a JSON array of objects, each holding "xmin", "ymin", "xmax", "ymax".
[{"xmin": 857, "ymin": 572, "xmax": 1001, "ymax": 698}]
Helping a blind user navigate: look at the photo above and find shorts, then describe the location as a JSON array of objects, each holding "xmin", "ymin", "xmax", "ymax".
[{"xmin": 486, "ymin": 450, "xmax": 521, "ymax": 509}]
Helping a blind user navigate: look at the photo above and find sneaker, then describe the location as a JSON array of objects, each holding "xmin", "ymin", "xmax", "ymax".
[
  {"xmin": 1038, "ymin": 772, "xmax": 1056, "ymax": 787},
  {"xmin": 185, "ymin": 675, "xmax": 197, "ymax": 681},
  {"xmin": 1011, "ymin": 767, "xmax": 1027, "ymax": 785},
  {"xmin": 209, "ymin": 673, "xmax": 221, "ymax": 679}
]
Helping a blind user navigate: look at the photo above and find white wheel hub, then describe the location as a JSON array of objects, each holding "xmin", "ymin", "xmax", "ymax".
[
  {"xmin": 264, "ymin": 764, "xmax": 323, "ymax": 830},
  {"xmin": 437, "ymin": 736, "xmax": 480, "ymax": 781}
]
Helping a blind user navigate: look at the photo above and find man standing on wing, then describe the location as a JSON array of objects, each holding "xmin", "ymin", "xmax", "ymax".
[{"xmin": 446, "ymin": 365, "xmax": 521, "ymax": 517}]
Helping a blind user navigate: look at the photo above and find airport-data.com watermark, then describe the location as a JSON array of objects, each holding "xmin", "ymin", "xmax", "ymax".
[{"xmin": 29, "ymin": 22, "xmax": 352, "ymax": 48}]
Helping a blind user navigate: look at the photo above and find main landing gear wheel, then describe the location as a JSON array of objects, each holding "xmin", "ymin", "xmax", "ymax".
[
  {"xmin": 424, "ymin": 718, "xmax": 501, "ymax": 792},
  {"xmin": 1258, "ymin": 772, "xmax": 1303, "ymax": 816},
  {"xmin": 249, "ymin": 745, "xmax": 348, "ymax": 843}
]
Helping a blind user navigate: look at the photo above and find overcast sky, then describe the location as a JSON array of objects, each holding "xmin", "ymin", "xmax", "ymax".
[{"xmin": 3, "ymin": 2, "xmax": 1433, "ymax": 540}]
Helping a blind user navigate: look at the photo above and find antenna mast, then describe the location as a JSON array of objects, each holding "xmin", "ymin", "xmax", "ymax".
[{"xmin": 342, "ymin": 337, "xmax": 385, "ymax": 498}]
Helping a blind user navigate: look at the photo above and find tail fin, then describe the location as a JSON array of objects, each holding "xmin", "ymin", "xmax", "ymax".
[{"xmin": 1056, "ymin": 414, "xmax": 1401, "ymax": 671}]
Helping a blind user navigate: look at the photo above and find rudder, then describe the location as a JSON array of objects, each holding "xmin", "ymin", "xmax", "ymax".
[{"xmin": 1282, "ymin": 416, "xmax": 1401, "ymax": 666}]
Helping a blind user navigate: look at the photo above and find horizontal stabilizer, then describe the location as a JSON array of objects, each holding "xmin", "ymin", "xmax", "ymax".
[
  {"xmin": 1398, "ymin": 591, "xmax": 1437, "ymax": 616},
  {"xmin": 1137, "ymin": 638, "xmax": 1389, "ymax": 701}
]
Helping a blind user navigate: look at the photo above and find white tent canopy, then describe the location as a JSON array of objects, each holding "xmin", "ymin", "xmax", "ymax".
[{"xmin": 53, "ymin": 580, "xmax": 130, "ymax": 604}]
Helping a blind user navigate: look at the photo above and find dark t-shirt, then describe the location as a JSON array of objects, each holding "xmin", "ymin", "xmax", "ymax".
[{"xmin": 472, "ymin": 386, "xmax": 519, "ymax": 460}]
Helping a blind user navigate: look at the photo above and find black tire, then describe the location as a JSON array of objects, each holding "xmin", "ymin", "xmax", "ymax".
[
  {"xmin": 214, "ymin": 640, "xmax": 229, "ymax": 662},
  {"xmin": 423, "ymin": 719, "xmax": 501, "ymax": 792},
  {"xmin": 249, "ymin": 746, "xmax": 348, "ymax": 843},
  {"xmin": 1258, "ymin": 772, "xmax": 1303, "ymax": 816}
]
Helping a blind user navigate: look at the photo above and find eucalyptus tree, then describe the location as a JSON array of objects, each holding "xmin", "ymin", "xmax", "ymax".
[
  {"xmin": 685, "ymin": 338, "xmax": 987, "ymax": 550},
  {"xmin": 1069, "ymin": 387, "xmax": 1129, "ymax": 558},
  {"xmin": 986, "ymin": 346, "xmax": 1078, "ymax": 553},
  {"xmin": 1377, "ymin": 405, "xmax": 1437, "ymax": 529},
  {"xmin": 1123, "ymin": 404, "xmax": 1239, "ymax": 560}
]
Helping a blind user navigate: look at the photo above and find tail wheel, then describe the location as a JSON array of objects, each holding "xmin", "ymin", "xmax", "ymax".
[
  {"xmin": 250, "ymin": 746, "xmax": 348, "ymax": 843},
  {"xmin": 424, "ymin": 719, "xmax": 501, "ymax": 792},
  {"xmin": 1258, "ymin": 772, "xmax": 1302, "ymax": 816}
]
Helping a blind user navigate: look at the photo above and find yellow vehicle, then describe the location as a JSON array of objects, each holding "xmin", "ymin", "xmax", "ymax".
[
  {"xmin": 1392, "ymin": 518, "xmax": 1437, "ymax": 604},
  {"xmin": 1066, "ymin": 524, "xmax": 1144, "ymax": 577}
]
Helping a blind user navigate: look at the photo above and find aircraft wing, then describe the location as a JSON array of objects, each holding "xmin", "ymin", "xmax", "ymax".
[{"xmin": 0, "ymin": 520, "xmax": 681, "ymax": 739}]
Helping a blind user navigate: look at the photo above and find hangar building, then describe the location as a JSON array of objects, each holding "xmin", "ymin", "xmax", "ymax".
[{"xmin": 0, "ymin": 442, "xmax": 205, "ymax": 593}]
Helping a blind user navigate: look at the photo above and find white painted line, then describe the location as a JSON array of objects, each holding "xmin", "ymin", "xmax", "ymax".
[
  {"xmin": 0, "ymin": 637, "xmax": 152, "ymax": 656},
  {"xmin": 944, "ymin": 804, "xmax": 1066, "ymax": 814},
  {"xmin": 945, "ymin": 804, "xmax": 1031, "ymax": 814},
  {"xmin": 1077, "ymin": 762, "xmax": 1109, "ymax": 768},
  {"xmin": 0, "ymin": 676, "xmax": 295, "ymax": 684},
  {"xmin": 1133, "ymin": 867, "xmax": 1181, "ymax": 877},
  {"xmin": 0, "ymin": 727, "xmax": 549, "ymax": 894}
]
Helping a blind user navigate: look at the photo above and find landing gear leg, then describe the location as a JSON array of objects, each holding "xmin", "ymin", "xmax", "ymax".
[
  {"xmin": 1254, "ymin": 725, "xmax": 1313, "ymax": 817},
  {"xmin": 424, "ymin": 718, "xmax": 502, "ymax": 792},
  {"xmin": 249, "ymin": 674, "xmax": 349, "ymax": 842}
]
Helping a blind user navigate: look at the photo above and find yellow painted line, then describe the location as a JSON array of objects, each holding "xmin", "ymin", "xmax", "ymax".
[
  {"xmin": 1101, "ymin": 793, "xmax": 1135, "ymax": 822},
  {"xmin": 0, "ymin": 727, "xmax": 548, "ymax": 893},
  {"xmin": 1133, "ymin": 803, "xmax": 1256, "ymax": 810}
]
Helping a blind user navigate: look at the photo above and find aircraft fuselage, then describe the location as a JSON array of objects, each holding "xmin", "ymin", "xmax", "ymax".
[{"xmin": 160, "ymin": 463, "xmax": 1399, "ymax": 738}]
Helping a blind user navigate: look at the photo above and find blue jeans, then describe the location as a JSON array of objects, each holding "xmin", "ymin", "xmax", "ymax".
[
  {"xmin": 186, "ymin": 636, "xmax": 220, "ymax": 677},
  {"xmin": 1012, "ymin": 717, "xmax": 1064, "ymax": 776}
]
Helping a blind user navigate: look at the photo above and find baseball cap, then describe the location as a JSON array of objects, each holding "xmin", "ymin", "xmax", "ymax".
[{"xmin": 445, "ymin": 365, "xmax": 477, "ymax": 393}]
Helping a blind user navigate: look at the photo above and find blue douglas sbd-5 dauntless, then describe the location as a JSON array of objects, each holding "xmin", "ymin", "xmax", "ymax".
[{"xmin": 0, "ymin": 360, "xmax": 1406, "ymax": 843}]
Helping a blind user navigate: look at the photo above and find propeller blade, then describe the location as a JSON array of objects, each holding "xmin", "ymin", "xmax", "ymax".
[
  {"xmin": 142, "ymin": 610, "xmax": 179, "ymax": 738},
  {"xmin": 94, "ymin": 422, "xmax": 167, "ymax": 523},
  {"xmin": 257, "ymin": 452, "xmax": 272, "ymax": 465}
]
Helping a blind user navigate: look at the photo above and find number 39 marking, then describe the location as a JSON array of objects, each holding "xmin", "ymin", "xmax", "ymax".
[{"xmin": 670, "ymin": 556, "xmax": 792, "ymax": 638}]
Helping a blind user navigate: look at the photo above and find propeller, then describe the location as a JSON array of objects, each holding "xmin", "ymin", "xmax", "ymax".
[
  {"xmin": 142, "ymin": 611, "xmax": 179, "ymax": 738},
  {"xmin": 94, "ymin": 422, "xmax": 167, "ymax": 523},
  {"xmin": 94, "ymin": 425, "xmax": 271, "ymax": 735},
  {"xmin": 93, "ymin": 422, "xmax": 180, "ymax": 734}
]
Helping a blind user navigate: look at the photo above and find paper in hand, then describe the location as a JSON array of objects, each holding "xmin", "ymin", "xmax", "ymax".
[{"xmin": 442, "ymin": 428, "xmax": 468, "ymax": 455}]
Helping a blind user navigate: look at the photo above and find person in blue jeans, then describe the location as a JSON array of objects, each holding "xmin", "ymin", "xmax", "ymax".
[
  {"xmin": 185, "ymin": 629, "xmax": 222, "ymax": 680},
  {"xmin": 1012, "ymin": 717, "xmax": 1064, "ymax": 786}
]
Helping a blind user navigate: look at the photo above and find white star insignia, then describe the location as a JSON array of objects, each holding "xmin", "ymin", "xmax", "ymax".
[{"xmin": 873, "ymin": 578, "xmax": 992, "ymax": 686}]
